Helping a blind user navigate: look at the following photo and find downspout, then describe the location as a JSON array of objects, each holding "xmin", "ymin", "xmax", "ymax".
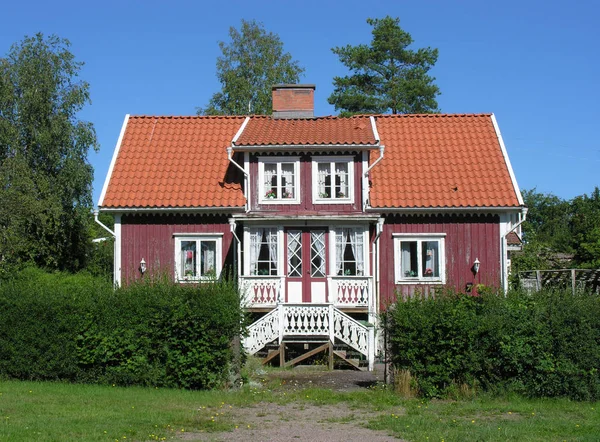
[
  {"xmin": 504, "ymin": 207, "xmax": 528, "ymax": 237},
  {"xmin": 364, "ymin": 145, "xmax": 385, "ymax": 177},
  {"xmin": 501, "ymin": 207, "xmax": 528, "ymax": 293},
  {"xmin": 226, "ymin": 146, "xmax": 249, "ymax": 213},
  {"xmin": 370, "ymin": 217, "xmax": 384, "ymax": 343},
  {"xmin": 229, "ymin": 218, "xmax": 242, "ymax": 279},
  {"xmin": 94, "ymin": 210, "xmax": 114, "ymax": 236},
  {"xmin": 94, "ymin": 209, "xmax": 119, "ymax": 287}
]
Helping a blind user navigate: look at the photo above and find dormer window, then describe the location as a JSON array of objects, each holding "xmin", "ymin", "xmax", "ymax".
[
  {"xmin": 258, "ymin": 157, "xmax": 300, "ymax": 204},
  {"xmin": 313, "ymin": 156, "xmax": 354, "ymax": 204}
]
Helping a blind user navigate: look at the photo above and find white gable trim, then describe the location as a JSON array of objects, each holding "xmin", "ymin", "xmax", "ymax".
[
  {"xmin": 232, "ymin": 116, "xmax": 251, "ymax": 144},
  {"xmin": 491, "ymin": 114, "xmax": 524, "ymax": 206},
  {"xmin": 370, "ymin": 116, "xmax": 380, "ymax": 143},
  {"xmin": 98, "ymin": 114, "xmax": 129, "ymax": 207}
]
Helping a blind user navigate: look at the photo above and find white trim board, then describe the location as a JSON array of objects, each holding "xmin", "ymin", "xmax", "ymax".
[
  {"xmin": 98, "ymin": 114, "xmax": 129, "ymax": 207},
  {"xmin": 491, "ymin": 114, "xmax": 524, "ymax": 206}
]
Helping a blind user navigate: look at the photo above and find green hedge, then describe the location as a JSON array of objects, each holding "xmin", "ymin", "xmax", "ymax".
[
  {"xmin": 0, "ymin": 267, "xmax": 243, "ymax": 389},
  {"xmin": 386, "ymin": 289, "xmax": 600, "ymax": 400}
]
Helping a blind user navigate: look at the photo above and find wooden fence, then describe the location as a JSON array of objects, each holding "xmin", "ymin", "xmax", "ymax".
[{"xmin": 519, "ymin": 269, "xmax": 600, "ymax": 295}]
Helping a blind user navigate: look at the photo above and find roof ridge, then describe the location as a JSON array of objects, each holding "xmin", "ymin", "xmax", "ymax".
[{"xmin": 128, "ymin": 115, "xmax": 248, "ymax": 120}]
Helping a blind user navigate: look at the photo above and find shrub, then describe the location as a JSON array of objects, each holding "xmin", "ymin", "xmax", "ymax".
[
  {"xmin": 0, "ymin": 267, "xmax": 243, "ymax": 389},
  {"xmin": 386, "ymin": 288, "xmax": 600, "ymax": 400}
]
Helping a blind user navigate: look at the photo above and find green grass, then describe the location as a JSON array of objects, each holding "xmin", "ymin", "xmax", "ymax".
[{"xmin": 0, "ymin": 380, "xmax": 598, "ymax": 441}]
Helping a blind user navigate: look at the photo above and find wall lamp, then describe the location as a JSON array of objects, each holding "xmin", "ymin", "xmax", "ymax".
[
  {"xmin": 140, "ymin": 258, "xmax": 147, "ymax": 275},
  {"xmin": 472, "ymin": 258, "xmax": 480, "ymax": 275}
]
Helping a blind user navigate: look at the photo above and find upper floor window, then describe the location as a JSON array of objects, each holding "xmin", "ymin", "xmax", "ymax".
[
  {"xmin": 313, "ymin": 157, "xmax": 354, "ymax": 203},
  {"xmin": 393, "ymin": 234, "xmax": 446, "ymax": 283},
  {"xmin": 249, "ymin": 227, "xmax": 279, "ymax": 275},
  {"xmin": 174, "ymin": 234, "xmax": 223, "ymax": 282},
  {"xmin": 258, "ymin": 157, "xmax": 300, "ymax": 204}
]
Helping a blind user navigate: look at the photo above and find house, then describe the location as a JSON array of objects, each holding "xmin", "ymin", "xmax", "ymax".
[{"xmin": 98, "ymin": 84, "xmax": 525, "ymax": 370}]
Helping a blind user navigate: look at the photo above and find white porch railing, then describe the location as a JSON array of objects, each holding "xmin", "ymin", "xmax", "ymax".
[
  {"xmin": 240, "ymin": 276, "xmax": 282, "ymax": 307},
  {"xmin": 243, "ymin": 308, "xmax": 280, "ymax": 355},
  {"xmin": 240, "ymin": 276, "xmax": 374, "ymax": 310},
  {"xmin": 243, "ymin": 304, "xmax": 375, "ymax": 371}
]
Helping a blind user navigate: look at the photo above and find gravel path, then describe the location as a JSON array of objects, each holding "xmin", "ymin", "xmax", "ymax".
[{"xmin": 178, "ymin": 366, "xmax": 406, "ymax": 441}]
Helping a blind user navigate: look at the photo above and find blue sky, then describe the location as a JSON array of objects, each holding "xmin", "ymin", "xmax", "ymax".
[{"xmin": 2, "ymin": 0, "xmax": 599, "ymax": 205}]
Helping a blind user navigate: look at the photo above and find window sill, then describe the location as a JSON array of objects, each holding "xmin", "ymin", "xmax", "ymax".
[
  {"xmin": 259, "ymin": 199, "xmax": 300, "ymax": 205},
  {"xmin": 396, "ymin": 279, "xmax": 444, "ymax": 285},
  {"xmin": 314, "ymin": 199, "xmax": 354, "ymax": 205}
]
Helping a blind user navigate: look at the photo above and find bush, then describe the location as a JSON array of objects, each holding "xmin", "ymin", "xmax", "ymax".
[
  {"xmin": 386, "ymin": 288, "xmax": 600, "ymax": 400},
  {"xmin": 0, "ymin": 267, "xmax": 243, "ymax": 389}
]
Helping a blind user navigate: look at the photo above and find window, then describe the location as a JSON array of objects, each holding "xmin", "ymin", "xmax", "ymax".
[
  {"xmin": 249, "ymin": 227, "xmax": 278, "ymax": 275},
  {"xmin": 394, "ymin": 234, "xmax": 445, "ymax": 283},
  {"xmin": 174, "ymin": 234, "xmax": 223, "ymax": 282},
  {"xmin": 334, "ymin": 227, "xmax": 365, "ymax": 276},
  {"xmin": 258, "ymin": 157, "xmax": 299, "ymax": 203},
  {"xmin": 313, "ymin": 157, "xmax": 354, "ymax": 203}
]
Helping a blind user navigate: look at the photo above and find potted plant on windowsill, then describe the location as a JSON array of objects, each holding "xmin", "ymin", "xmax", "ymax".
[
  {"xmin": 265, "ymin": 189, "xmax": 277, "ymax": 199},
  {"xmin": 319, "ymin": 192, "xmax": 329, "ymax": 198},
  {"xmin": 282, "ymin": 190, "xmax": 293, "ymax": 198}
]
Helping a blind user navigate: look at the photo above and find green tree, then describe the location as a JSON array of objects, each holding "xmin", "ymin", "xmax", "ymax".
[
  {"xmin": 199, "ymin": 20, "xmax": 304, "ymax": 116},
  {"xmin": 328, "ymin": 16, "xmax": 440, "ymax": 115},
  {"xmin": 0, "ymin": 33, "xmax": 98, "ymax": 273},
  {"xmin": 571, "ymin": 187, "xmax": 600, "ymax": 268}
]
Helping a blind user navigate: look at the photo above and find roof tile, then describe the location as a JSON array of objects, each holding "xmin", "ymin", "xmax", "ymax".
[{"xmin": 370, "ymin": 114, "xmax": 520, "ymax": 208}]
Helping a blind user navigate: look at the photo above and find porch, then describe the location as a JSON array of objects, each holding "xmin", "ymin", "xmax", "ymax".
[
  {"xmin": 242, "ymin": 303, "xmax": 376, "ymax": 371},
  {"xmin": 240, "ymin": 275, "xmax": 376, "ymax": 313}
]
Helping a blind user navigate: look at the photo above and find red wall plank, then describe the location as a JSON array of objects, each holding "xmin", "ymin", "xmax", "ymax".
[
  {"xmin": 379, "ymin": 214, "xmax": 501, "ymax": 306},
  {"xmin": 120, "ymin": 214, "xmax": 233, "ymax": 284}
]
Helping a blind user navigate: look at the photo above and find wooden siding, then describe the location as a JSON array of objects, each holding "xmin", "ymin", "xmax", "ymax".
[
  {"xmin": 120, "ymin": 214, "xmax": 233, "ymax": 283},
  {"xmin": 378, "ymin": 214, "xmax": 501, "ymax": 306},
  {"xmin": 249, "ymin": 153, "xmax": 363, "ymax": 214}
]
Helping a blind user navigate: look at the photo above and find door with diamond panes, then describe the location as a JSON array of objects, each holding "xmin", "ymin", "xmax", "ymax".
[{"xmin": 285, "ymin": 229, "xmax": 328, "ymax": 303}]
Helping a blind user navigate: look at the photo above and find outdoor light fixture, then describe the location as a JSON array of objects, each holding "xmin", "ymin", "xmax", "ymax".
[
  {"xmin": 140, "ymin": 258, "xmax": 147, "ymax": 275},
  {"xmin": 472, "ymin": 258, "xmax": 480, "ymax": 275}
]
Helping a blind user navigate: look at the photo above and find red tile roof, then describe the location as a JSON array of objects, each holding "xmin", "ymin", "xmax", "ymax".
[
  {"xmin": 506, "ymin": 231, "xmax": 522, "ymax": 246},
  {"xmin": 100, "ymin": 116, "xmax": 246, "ymax": 209},
  {"xmin": 235, "ymin": 116, "xmax": 378, "ymax": 146},
  {"xmin": 370, "ymin": 114, "xmax": 521, "ymax": 208},
  {"xmin": 100, "ymin": 114, "xmax": 521, "ymax": 210}
]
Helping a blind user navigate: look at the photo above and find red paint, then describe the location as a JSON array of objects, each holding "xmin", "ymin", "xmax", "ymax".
[
  {"xmin": 377, "ymin": 214, "xmax": 501, "ymax": 308},
  {"xmin": 249, "ymin": 153, "xmax": 363, "ymax": 214},
  {"xmin": 120, "ymin": 214, "xmax": 233, "ymax": 284}
]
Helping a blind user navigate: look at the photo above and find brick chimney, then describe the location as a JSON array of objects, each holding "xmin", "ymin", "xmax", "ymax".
[{"xmin": 272, "ymin": 84, "xmax": 315, "ymax": 119}]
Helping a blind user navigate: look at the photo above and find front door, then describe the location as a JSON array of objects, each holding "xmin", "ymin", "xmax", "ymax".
[{"xmin": 285, "ymin": 229, "xmax": 328, "ymax": 303}]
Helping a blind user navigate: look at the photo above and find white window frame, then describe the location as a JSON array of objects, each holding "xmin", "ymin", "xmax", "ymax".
[
  {"xmin": 393, "ymin": 233, "xmax": 446, "ymax": 284},
  {"xmin": 245, "ymin": 227, "xmax": 281, "ymax": 276},
  {"xmin": 258, "ymin": 156, "xmax": 300, "ymax": 204},
  {"xmin": 312, "ymin": 156, "xmax": 354, "ymax": 204},
  {"xmin": 329, "ymin": 226, "xmax": 368, "ymax": 276},
  {"xmin": 174, "ymin": 233, "xmax": 223, "ymax": 282}
]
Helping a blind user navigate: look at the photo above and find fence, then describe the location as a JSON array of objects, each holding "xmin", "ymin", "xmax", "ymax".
[{"xmin": 519, "ymin": 269, "xmax": 600, "ymax": 294}]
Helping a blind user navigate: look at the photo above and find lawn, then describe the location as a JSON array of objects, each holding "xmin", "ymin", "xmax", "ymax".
[{"xmin": 0, "ymin": 379, "xmax": 598, "ymax": 441}]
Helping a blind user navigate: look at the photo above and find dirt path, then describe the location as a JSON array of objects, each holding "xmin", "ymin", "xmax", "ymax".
[{"xmin": 179, "ymin": 366, "xmax": 406, "ymax": 442}]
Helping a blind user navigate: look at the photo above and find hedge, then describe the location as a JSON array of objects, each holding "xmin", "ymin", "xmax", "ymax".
[
  {"xmin": 386, "ymin": 288, "xmax": 600, "ymax": 400},
  {"xmin": 0, "ymin": 267, "xmax": 243, "ymax": 389}
]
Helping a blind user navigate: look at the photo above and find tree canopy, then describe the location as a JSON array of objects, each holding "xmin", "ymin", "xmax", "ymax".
[
  {"xmin": 199, "ymin": 20, "xmax": 304, "ymax": 116},
  {"xmin": 0, "ymin": 33, "xmax": 98, "ymax": 274},
  {"xmin": 328, "ymin": 16, "xmax": 440, "ymax": 115},
  {"xmin": 511, "ymin": 187, "xmax": 600, "ymax": 276}
]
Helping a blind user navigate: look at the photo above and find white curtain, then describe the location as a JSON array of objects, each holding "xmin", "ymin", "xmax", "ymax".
[
  {"xmin": 336, "ymin": 230, "xmax": 344, "ymax": 274},
  {"xmin": 268, "ymin": 229, "xmax": 278, "ymax": 274},
  {"xmin": 250, "ymin": 230, "xmax": 260, "ymax": 275}
]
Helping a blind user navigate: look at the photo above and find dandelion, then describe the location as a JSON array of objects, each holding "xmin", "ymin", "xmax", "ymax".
[{"xmin": 471, "ymin": 420, "xmax": 475, "ymax": 423}]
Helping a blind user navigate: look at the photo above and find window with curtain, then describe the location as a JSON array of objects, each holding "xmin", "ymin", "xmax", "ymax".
[
  {"xmin": 259, "ymin": 158, "xmax": 299, "ymax": 203},
  {"xmin": 313, "ymin": 157, "xmax": 353, "ymax": 203},
  {"xmin": 174, "ymin": 235, "xmax": 222, "ymax": 282},
  {"xmin": 335, "ymin": 227, "xmax": 364, "ymax": 276},
  {"xmin": 249, "ymin": 227, "xmax": 278, "ymax": 275},
  {"xmin": 394, "ymin": 235, "xmax": 445, "ymax": 283}
]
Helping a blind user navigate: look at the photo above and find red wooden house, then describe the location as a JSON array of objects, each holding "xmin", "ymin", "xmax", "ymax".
[{"xmin": 98, "ymin": 84, "xmax": 525, "ymax": 370}]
